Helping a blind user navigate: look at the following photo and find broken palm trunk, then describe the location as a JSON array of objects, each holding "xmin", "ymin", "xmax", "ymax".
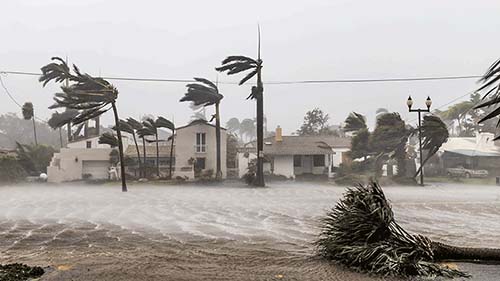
[{"xmin": 316, "ymin": 182, "xmax": 500, "ymax": 278}]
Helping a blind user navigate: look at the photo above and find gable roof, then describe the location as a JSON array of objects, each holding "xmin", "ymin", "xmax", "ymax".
[
  {"xmin": 242, "ymin": 135, "xmax": 351, "ymax": 155},
  {"xmin": 176, "ymin": 119, "xmax": 227, "ymax": 131}
]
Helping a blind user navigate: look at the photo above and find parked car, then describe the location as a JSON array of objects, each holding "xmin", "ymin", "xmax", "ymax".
[{"xmin": 446, "ymin": 166, "xmax": 489, "ymax": 178}]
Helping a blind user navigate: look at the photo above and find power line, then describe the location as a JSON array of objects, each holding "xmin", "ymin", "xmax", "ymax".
[
  {"xmin": 0, "ymin": 74, "xmax": 48, "ymax": 124},
  {"xmin": 0, "ymin": 70, "xmax": 486, "ymax": 84}
]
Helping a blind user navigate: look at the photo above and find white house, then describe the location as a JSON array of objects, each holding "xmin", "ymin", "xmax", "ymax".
[
  {"xmin": 238, "ymin": 126, "xmax": 351, "ymax": 179},
  {"xmin": 48, "ymin": 118, "xmax": 228, "ymax": 182},
  {"xmin": 47, "ymin": 135, "xmax": 125, "ymax": 182}
]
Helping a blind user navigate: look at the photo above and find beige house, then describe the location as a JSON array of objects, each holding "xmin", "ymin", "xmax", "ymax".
[
  {"xmin": 238, "ymin": 126, "xmax": 351, "ymax": 179},
  {"xmin": 174, "ymin": 119, "xmax": 227, "ymax": 179}
]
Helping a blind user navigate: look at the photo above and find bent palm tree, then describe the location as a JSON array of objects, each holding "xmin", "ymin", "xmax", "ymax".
[
  {"xmin": 413, "ymin": 115, "xmax": 449, "ymax": 178},
  {"xmin": 180, "ymin": 77, "xmax": 224, "ymax": 179},
  {"xmin": 127, "ymin": 118, "xmax": 145, "ymax": 177},
  {"xmin": 22, "ymin": 102, "xmax": 38, "ymax": 145},
  {"xmin": 40, "ymin": 57, "xmax": 128, "ymax": 192},
  {"xmin": 141, "ymin": 118, "xmax": 160, "ymax": 177},
  {"xmin": 114, "ymin": 119, "xmax": 142, "ymax": 178},
  {"xmin": 98, "ymin": 132, "xmax": 118, "ymax": 148},
  {"xmin": 344, "ymin": 112, "xmax": 367, "ymax": 133},
  {"xmin": 475, "ymin": 58, "xmax": 500, "ymax": 139},
  {"xmin": 137, "ymin": 122, "xmax": 155, "ymax": 178},
  {"xmin": 317, "ymin": 182, "xmax": 500, "ymax": 278},
  {"xmin": 48, "ymin": 109, "xmax": 79, "ymax": 147},
  {"xmin": 156, "ymin": 117, "xmax": 175, "ymax": 179},
  {"xmin": 216, "ymin": 27, "xmax": 264, "ymax": 186}
]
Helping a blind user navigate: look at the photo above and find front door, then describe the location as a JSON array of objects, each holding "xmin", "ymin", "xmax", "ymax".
[{"xmin": 302, "ymin": 155, "xmax": 313, "ymax": 174}]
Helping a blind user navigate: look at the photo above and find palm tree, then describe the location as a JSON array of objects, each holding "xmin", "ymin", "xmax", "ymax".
[
  {"xmin": 39, "ymin": 57, "xmax": 128, "ymax": 192},
  {"xmin": 137, "ymin": 121, "xmax": 155, "ymax": 178},
  {"xmin": 113, "ymin": 119, "xmax": 142, "ymax": 178},
  {"xmin": 140, "ymin": 118, "xmax": 160, "ymax": 177},
  {"xmin": 413, "ymin": 115, "xmax": 449, "ymax": 178},
  {"xmin": 475, "ymin": 58, "xmax": 500, "ymax": 139},
  {"xmin": 126, "ymin": 117, "xmax": 145, "ymax": 177},
  {"xmin": 180, "ymin": 77, "xmax": 224, "ymax": 179},
  {"xmin": 226, "ymin": 117, "xmax": 241, "ymax": 135},
  {"xmin": 98, "ymin": 132, "xmax": 118, "ymax": 147},
  {"xmin": 22, "ymin": 102, "xmax": 38, "ymax": 145},
  {"xmin": 48, "ymin": 109, "xmax": 79, "ymax": 147},
  {"xmin": 343, "ymin": 112, "xmax": 367, "ymax": 133},
  {"xmin": 240, "ymin": 118, "xmax": 256, "ymax": 142},
  {"xmin": 216, "ymin": 26, "xmax": 265, "ymax": 186},
  {"xmin": 155, "ymin": 117, "xmax": 175, "ymax": 179}
]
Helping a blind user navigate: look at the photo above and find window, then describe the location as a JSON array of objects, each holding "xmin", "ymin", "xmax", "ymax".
[
  {"xmin": 293, "ymin": 155, "xmax": 302, "ymax": 167},
  {"xmin": 86, "ymin": 141, "xmax": 92, "ymax": 149},
  {"xmin": 196, "ymin": 133, "xmax": 206, "ymax": 152},
  {"xmin": 313, "ymin": 155, "xmax": 325, "ymax": 167}
]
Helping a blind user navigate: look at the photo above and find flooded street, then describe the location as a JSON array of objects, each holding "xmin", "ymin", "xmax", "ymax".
[{"xmin": 0, "ymin": 182, "xmax": 499, "ymax": 280}]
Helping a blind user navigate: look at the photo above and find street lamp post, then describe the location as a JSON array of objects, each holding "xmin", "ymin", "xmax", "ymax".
[{"xmin": 407, "ymin": 95, "xmax": 432, "ymax": 186}]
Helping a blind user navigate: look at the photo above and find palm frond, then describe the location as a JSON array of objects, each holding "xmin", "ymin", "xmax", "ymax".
[
  {"xmin": 181, "ymin": 77, "xmax": 223, "ymax": 107},
  {"xmin": 112, "ymin": 119, "xmax": 134, "ymax": 134},
  {"xmin": 316, "ymin": 182, "xmax": 468, "ymax": 278},
  {"xmin": 155, "ymin": 116, "xmax": 175, "ymax": 131},
  {"xmin": 126, "ymin": 117, "xmax": 143, "ymax": 130},
  {"xmin": 98, "ymin": 132, "xmax": 118, "ymax": 147},
  {"xmin": 47, "ymin": 109, "xmax": 79, "ymax": 129}
]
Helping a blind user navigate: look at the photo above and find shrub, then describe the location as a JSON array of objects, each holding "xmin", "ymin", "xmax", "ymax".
[{"xmin": 0, "ymin": 155, "xmax": 27, "ymax": 183}]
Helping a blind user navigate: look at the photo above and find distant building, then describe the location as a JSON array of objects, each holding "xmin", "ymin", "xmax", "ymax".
[
  {"xmin": 238, "ymin": 126, "xmax": 351, "ymax": 179},
  {"xmin": 435, "ymin": 132, "xmax": 500, "ymax": 176}
]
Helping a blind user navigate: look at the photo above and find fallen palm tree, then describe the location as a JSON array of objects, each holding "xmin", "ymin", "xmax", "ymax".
[{"xmin": 316, "ymin": 182, "xmax": 500, "ymax": 278}]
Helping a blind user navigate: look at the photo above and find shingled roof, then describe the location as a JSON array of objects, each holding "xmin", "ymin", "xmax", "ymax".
[{"xmin": 241, "ymin": 136, "xmax": 351, "ymax": 156}]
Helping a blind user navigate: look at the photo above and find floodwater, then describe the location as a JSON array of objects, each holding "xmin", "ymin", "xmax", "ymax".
[{"xmin": 0, "ymin": 182, "xmax": 499, "ymax": 280}]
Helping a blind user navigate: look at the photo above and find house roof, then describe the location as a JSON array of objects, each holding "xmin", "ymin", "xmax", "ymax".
[
  {"xmin": 440, "ymin": 133, "xmax": 500, "ymax": 157},
  {"xmin": 125, "ymin": 144, "xmax": 175, "ymax": 158},
  {"xmin": 176, "ymin": 119, "xmax": 227, "ymax": 131},
  {"xmin": 242, "ymin": 135, "xmax": 351, "ymax": 156}
]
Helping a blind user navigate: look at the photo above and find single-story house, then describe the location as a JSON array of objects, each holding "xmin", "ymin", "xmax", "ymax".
[
  {"xmin": 238, "ymin": 126, "xmax": 351, "ymax": 179},
  {"xmin": 435, "ymin": 132, "xmax": 500, "ymax": 176}
]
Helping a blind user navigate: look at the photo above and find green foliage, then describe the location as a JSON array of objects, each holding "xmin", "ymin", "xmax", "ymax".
[
  {"xmin": 15, "ymin": 143, "xmax": 55, "ymax": 175},
  {"xmin": 316, "ymin": 182, "xmax": 468, "ymax": 278},
  {"xmin": 180, "ymin": 77, "xmax": 223, "ymax": 108},
  {"xmin": 0, "ymin": 113, "xmax": 62, "ymax": 149},
  {"xmin": 47, "ymin": 109, "xmax": 78, "ymax": 129},
  {"xmin": 216, "ymin": 56, "xmax": 260, "ymax": 86},
  {"xmin": 0, "ymin": 155, "xmax": 27, "ymax": 183},
  {"xmin": 414, "ymin": 115, "xmax": 449, "ymax": 177},
  {"xmin": 40, "ymin": 57, "xmax": 118, "ymax": 125},
  {"xmin": 297, "ymin": 108, "xmax": 336, "ymax": 136},
  {"xmin": 348, "ymin": 128, "xmax": 371, "ymax": 161},
  {"xmin": 343, "ymin": 112, "xmax": 367, "ymax": 133}
]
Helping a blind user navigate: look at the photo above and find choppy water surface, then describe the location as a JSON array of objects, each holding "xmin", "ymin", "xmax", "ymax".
[
  {"xmin": 0, "ymin": 182, "xmax": 499, "ymax": 249},
  {"xmin": 0, "ymin": 182, "xmax": 499, "ymax": 280}
]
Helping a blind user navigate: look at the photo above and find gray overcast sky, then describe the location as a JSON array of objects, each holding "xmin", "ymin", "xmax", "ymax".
[{"xmin": 1, "ymin": 0, "xmax": 499, "ymax": 133}]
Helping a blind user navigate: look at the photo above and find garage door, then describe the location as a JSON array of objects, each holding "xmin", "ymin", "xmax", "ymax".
[{"xmin": 82, "ymin": 160, "xmax": 110, "ymax": 179}]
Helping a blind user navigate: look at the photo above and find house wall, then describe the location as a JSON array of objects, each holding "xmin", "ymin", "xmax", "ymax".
[
  {"xmin": 174, "ymin": 123, "xmax": 227, "ymax": 179},
  {"xmin": 273, "ymin": 155, "xmax": 294, "ymax": 178},
  {"xmin": 332, "ymin": 148, "xmax": 349, "ymax": 167},
  {"xmin": 47, "ymin": 148, "xmax": 112, "ymax": 183}
]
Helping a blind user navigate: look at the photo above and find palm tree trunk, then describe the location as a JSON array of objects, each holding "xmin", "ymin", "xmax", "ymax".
[
  {"xmin": 432, "ymin": 242, "xmax": 500, "ymax": 262},
  {"xmin": 32, "ymin": 117, "xmax": 38, "ymax": 146},
  {"xmin": 169, "ymin": 129, "xmax": 175, "ymax": 180},
  {"xmin": 132, "ymin": 133, "xmax": 141, "ymax": 179},
  {"xmin": 58, "ymin": 128, "xmax": 63, "ymax": 148},
  {"xmin": 111, "ymin": 102, "xmax": 127, "ymax": 192},
  {"xmin": 255, "ymin": 71, "xmax": 265, "ymax": 187},
  {"xmin": 215, "ymin": 102, "xmax": 222, "ymax": 180},
  {"xmin": 155, "ymin": 133, "xmax": 160, "ymax": 177},
  {"xmin": 67, "ymin": 122, "xmax": 72, "ymax": 142},
  {"xmin": 142, "ymin": 137, "xmax": 147, "ymax": 178}
]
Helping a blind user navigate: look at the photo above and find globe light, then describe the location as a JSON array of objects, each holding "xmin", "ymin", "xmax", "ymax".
[
  {"xmin": 407, "ymin": 96, "xmax": 413, "ymax": 109},
  {"xmin": 425, "ymin": 96, "xmax": 432, "ymax": 109}
]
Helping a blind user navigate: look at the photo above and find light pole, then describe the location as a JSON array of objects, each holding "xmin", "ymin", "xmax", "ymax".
[{"xmin": 407, "ymin": 95, "xmax": 432, "ymax": 186}]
